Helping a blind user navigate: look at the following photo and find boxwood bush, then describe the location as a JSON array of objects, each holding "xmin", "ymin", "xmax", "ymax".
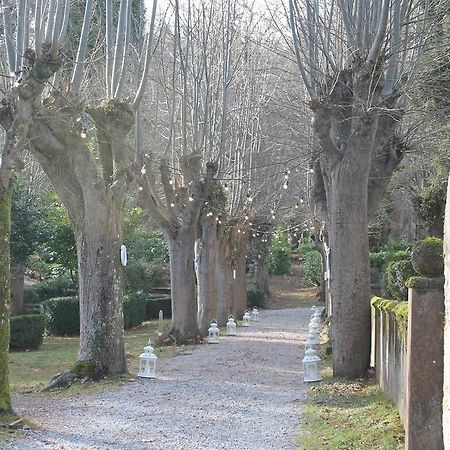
[
  {"xmin": 42, "ymin": 296, "xmax": 80, "ymax": 336},
  {"xmin": 123, "ymin": 293, "xmax": 147, "ymax": 329},
  {"xmin": 10, "ymin": 314, "xmax": 46, "ymax": 350},
  {"xmin": 382, "ymin": 259, "xmax": 416, "ymax": 301},
  {"xmin": 30, "ymin": 275, "xmax": 78, "ymax": 302},
  {"xmin": 304, "ymin": 250, "xmax": 323, "ymax": 286}
]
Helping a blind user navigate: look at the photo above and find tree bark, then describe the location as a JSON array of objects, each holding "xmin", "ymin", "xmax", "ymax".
[
  {"xmin": 196, "ymin": 218, "xmax": 218, "ymax": 335},
  {"xmin": 0, "ymin": 184, "xmax": 12, "ymax": 413},
  {"xmin": 10, "ymin": 264, "xmax": 25, "ymax": 316},
  {"xmin": 216, "ymin": 229, "xmax": 232, "ymax": 326},
  {"xmin": 76, "ymin": 198, "xmax": 126, "ymax": 375},
  {"xmin": 231, "ymin": 231, "xmax": 249, "ymax": 318},
  {"xmin": 167, "ymin": 227, "xmax": 199, "ymax": 341},
  {"xmin": 255, "ymin": 258, "xmax": 269, "ymax": 295},
  {"xmin": 327, "ymin": 164, "xmax": 371, "ymax": 378}
]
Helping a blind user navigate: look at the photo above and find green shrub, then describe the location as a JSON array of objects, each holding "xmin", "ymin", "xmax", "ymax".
[
  {"xmin": 10, "ymin": 314, "xmax": 46, "ymax": 350},
  {"xmin": 369, "ymin": 250, "xmax": 410, "ymax": 271},
  {"xmin": 297, "ymin": 240, "xmax": 316, "ymax": 260},
  {"xmin": 31, "ymin": 275, "xmax": 78, "ymax": 302},
  {"xmin": 123, "ymin": 292, "xmax": 148, "ymax": 329},
  {"xmin": 304, "ymin": 250, "xmax": 323, "ymax": 286},
  {"xmin": 382, "ymin": 259, "xmax": 416, "ymax": 301},
  {"xmin": 247, "ymin": 289, "xmax": 265, "ymax": 308},
  {"xmin": 124, "ymin": 260, "xmax": 170, "ymax": 293},
  {"xmin": 268, "ymin": 246, "xmax": 291, "ymax": 275},
  {"xmin": 43, "ymin": 296, "xmax": 80, "ymax": 336}
]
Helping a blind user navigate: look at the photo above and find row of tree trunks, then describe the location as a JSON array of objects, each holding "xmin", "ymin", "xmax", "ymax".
[{"xmin": 0, "ymin": 184, "xmax": 12, "ymax": 413}]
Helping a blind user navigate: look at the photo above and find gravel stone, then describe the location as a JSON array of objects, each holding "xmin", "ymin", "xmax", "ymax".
[{"xmin": 3, "ymin": 307, "xmax": 311, "ymax": 450}]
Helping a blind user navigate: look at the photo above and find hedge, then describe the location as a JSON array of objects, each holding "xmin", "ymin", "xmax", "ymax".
[
  {"xmin": 42, "ymin": 296, "xmax": 80, "ymax": 336},
  {"xmin": 123, "ymin": 293, "xmax": 147, "ymax": 329},
  {"xmin": 369, "ymin": 250, "xmax": 410, "ymax": 271},
  {"xmin": 304, "ymin": 250, "xmax": 323, "ymax": 286},
  {"xmin": 247, "ymin": 289, "xmax": 265, "ymax": 308},
  {"xmin": 382, "ymin": 259, "xmax": 416, "ymax": 301},
  {"xmin": 10, "ymin": 314, "xmax": 46, "ymax": 350}
]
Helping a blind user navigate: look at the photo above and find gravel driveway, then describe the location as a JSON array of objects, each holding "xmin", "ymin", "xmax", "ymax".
[{"xmin": 3, "ymin": 307, "xmax": 311, "ymax": 450}]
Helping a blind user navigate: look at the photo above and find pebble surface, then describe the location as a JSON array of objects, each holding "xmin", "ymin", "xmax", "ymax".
[{"xmin": 3, "ymin": 307, "xmax": 311, "ymax": 450}]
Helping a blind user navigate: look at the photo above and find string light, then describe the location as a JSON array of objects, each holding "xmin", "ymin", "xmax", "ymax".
[
  {"xmin": 170, "ymin": 202, "xmax": 175, "ymax": 207},
  {"xmin": 300, "ymin": 197, "xmax": 304, "ymax": 203},
  {"xmin": 169, "ymin": 179, "xmax": 174, "ymax": 185},
  {"xmin": 224, "ymin": 183, "xmax": 229, "ymax": 192},
  {"xmin": 246, "ymin": 193, "xmax": 253, "ymax": 202},
  {"xmin": 141, "ymin": 165, "xmax": 146, "ymax": 174},
  {"xmin": 295, "ymin": 202, "xmax": 299, "ymax": 209},
  {"xmin": 139, "ymin": 186, "xmax": 143, "ymax": 191},
  {"xmin": 309, "ymin": 168, "xmax": 314, "ymax": 174},
  {"xmin": 283, "ymin": 180, "xmax": 288, "ymax": 189},
  {"xmin": 189, "ymin": 193, "xmax": 194, "ymax": 202}
]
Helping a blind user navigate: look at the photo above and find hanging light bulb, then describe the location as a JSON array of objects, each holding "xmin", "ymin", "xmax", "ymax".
[
  {"xmin": 170, "ymin": 202, "xmax": 175, "ymax": 208},
  {"xmin": 169, "ymin": 179, "xmax": 174, "ymax": 185},
  {"xmin": 80, "ymin": 128, "xmax": 87, "ymax": 139},
  {"xmin": 224, "ymin": 183, "xmax": 229, "ymax": 192},
  {"xmin": 139, "ymin": 186, "xmax": 143, "ymax": 191},
  {"xmin": 283, "ymin": 180, "xmax": 288, "ymax": 190},
  {"xmin": 309, "ymin": 168, "xmax": 314, "ymax": 174},
  {"xmin": 295, "ymin": 202, "xmax": 299, "ymax": 209},
  {"xmin": 189, "ymin": 193, "xmax": 194, "ymax": 202},
  {"xmin": 284, "ymin": 173, "xmax": 289, "ymax": 180},
  {"xmin": 246, "ymin": 193, "xmax": 253, "ymax": 202},
  {"xmin": 300, "ymin": 197, "xmax": 304, "ymax": 203}
]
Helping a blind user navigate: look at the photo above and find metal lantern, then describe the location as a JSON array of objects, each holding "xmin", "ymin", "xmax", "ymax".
[
  {"xmin": 242, "ymin": 310, "xmax": 251, "ymax": 327},
  {"xmin": 138, "ymin": 339, "xmax": 157, "ymax": 379},
  {"xmin": 302, "ymin": 347, "xmax": 323, "ymax": 382},
  {"xmin": 251, "ymin": 306, "xmax": 260, "ymax": 322},
  {"xmin": 226, "ymin": 316, "xmax": 237, "ymax": 336},
  {"xmin": 305, "ymin": 331, "xmax": 320, "ymax": 348},
  {"xmin": 208, "ymin": 320, "xmax": 220, "ymax": 344}
]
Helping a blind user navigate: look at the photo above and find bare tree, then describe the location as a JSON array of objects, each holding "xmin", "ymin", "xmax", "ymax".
[{"xmin": 287, "ymin": 0, "xmax": 435, "ymax": 377}]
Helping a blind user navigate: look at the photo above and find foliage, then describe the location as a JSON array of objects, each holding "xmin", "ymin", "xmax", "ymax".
[
  {"xmin": 29, "ymin": 275, "xmax": 78, "ymax": 303},
  {"xmin": 123, "ymin": 228, "xmax": 170, "ymax": 292},
  {"xmin": 369, "ymin": 250, "xmax": 411, "ymax": 271},
  {"xmin": 9, "ymin": 315, "xmax": 46, "ymax": 351},
  {"xmin": 382, "ymin": 259, "xmax": 416, "ymax": 301},
  {"xmin": 297, "ymin": 239, "xmax": 316, "ymax": 260},
  {"xmin": 303, "ymin": 250, "xmax": 323, "ymax": 286},
  {"xmin": 124, "ymin": 260, "xmax": 170, "ymax": 293},
  {"xmin": 42, "ymin": 297, "xmax": 80, "ymax": 336},
  {"xmin": 268, "ymin": 229, "xmax": 291, "ymax": 275},
  {"xmin": 10, "ymin": 179, "xmax": 47, "ymax": 266},
  {"xmin": 41, "ymin": 197, "xmax": 77, "ymax": 277},
  {"xmin": 123, "ymin": 294, "xmax": 147, "ymax": 329},
  {"xmin": 371, "ymin": 296, "xmax": 408, "ymax": 340},
  {"xmin": 247, "ymin": 289, "xmax": 266, "ymax": 308}
]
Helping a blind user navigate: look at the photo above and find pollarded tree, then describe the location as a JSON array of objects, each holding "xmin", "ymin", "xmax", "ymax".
[
  {"xmin": 0, "ymin": 0, "xmax": 67, "ymax": 412},
  {"xmin": 288, "ymin": 0, "xmax": 435, "ymax": 377},
  {"xmin": 1, "ymin": 0, "xmax": 158, "ymax": 380}
]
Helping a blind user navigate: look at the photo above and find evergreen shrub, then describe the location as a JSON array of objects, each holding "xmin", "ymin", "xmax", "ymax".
[
  {"xmin": 10, "ymin": 314, "xmax": 46, "ymax": 350},
  {"xmin": 43, "ymin": 296, "xmax": 80, "ymax": 336},
  {"xmin": 304, "ymin": 250, "xmax": 323, "ymax": 286},
  {"xmin": 382, "ymin": 259, "xmax": 416, "ymax": 301}
]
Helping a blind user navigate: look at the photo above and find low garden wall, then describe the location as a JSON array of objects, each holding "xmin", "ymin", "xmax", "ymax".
[{"xmin": 371, "ymin": 296, "xmax": 408, "ymax": 422}]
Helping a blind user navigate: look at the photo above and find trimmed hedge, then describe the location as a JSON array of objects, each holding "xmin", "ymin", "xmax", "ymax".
[
  {"xmin": 304, "ymin": 250, "xmax": 323, "ymax": 286},
  {"xmin": 382, "ymin": 259, "xmax": 416, "ymax": 301},
  {"xmin": 123, "ymin": 293, "xmax": 147, "ymax": 329},
  {"xmin": 369, "ymin": 250, "xmax": 410, "ymax": 271},
  {"xmin": 10, "ymin": 314, "xmax": 46, "ymax": 350},
  {"xmin": 31, "ymin": 275, "xmax": 78, "ymax": 302},
  {"xmin": 42, "ymin": 296, "xmax": 80, "ymax": 336},
  {"xmin": 247, "ymin": 289, "xmax": 265, "ymax": 308}
]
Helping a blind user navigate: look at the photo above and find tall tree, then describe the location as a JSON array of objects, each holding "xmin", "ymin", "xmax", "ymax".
[
  {"xmin": 288, "ymin": 0, "xmax": 435, "ymax": 377},
  {"xmin": 0, "ymin": 0, "xmax": 66, "ymax": 411}
]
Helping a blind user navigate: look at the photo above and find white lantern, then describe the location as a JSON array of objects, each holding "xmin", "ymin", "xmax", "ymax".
[
  {"xmin": 302, "ymin": 347, "xmax": 323, "ymax": 382},
  {"xmin": 226, "ymin": 316, "xmax": 237, "ymax": 336},
  {"xmin": 208, "ymin": 320, "xmax": 220, "ymax": 343},
  {"xmin": 251, "ymin": 306, "xmax": 260, "ymax": 322},
  {"xmin": 305, "ymin": 331, "xmax": 319, "ymax": 348},
  {"xmin": 138, "ymin": 339, "xmax": 157, "ymax": 379},
  {"xmin": 242, "ymin": 310, "xmax": 251, "ymax": 327}
]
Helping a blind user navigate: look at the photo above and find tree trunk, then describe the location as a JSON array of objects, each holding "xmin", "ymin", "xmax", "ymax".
[
  {"xmin": 216, "ymin": 231, "xmax": 232, "ymax": 326},
  {"xmin": 0, "ymin": 185, "xmax": 12, "ymax": 413},
  {"xmin": 327, "ymin": 165, "xmax": 371, "ymax": 378},
  {"xmin": 10, "ymin": 264, "xmax": 25, "ymax": 316},
  {"xmin": 76, "ymin": 200, "xmax": 126, "ymax": 376},
  {"xmin": 167, "ymin": 228, "xmax": 199, "ymax": 341},
  {"xmin": 255, "ymin": 258, "xmax": 269, "ymax": 294},
  {"xmin": 196, "ymin": 218, "xmax": 218, "ymax": 335},
  {"xmin": 231, "ymin": 231, "xmax": 249, "ymax": 318}
]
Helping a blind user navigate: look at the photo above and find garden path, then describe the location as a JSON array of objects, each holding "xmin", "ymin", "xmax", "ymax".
[{"xmin": 4, "ymin": 307, "xmax": 311, "ymax": 450}]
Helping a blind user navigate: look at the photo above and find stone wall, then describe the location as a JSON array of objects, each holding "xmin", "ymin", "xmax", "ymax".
[{"xmin": 371, "ymin": 297, "xmax": 408, "ymax": 422}]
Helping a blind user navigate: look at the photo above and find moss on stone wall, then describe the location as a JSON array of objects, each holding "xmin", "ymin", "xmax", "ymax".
[{"xmin": 371, "ymin": 296, "xmax": 408, "ymax": 340}]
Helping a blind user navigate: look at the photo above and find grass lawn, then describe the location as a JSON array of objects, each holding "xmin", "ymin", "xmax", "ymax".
[
  {"xmin": 298, "ymin": 356, "xmax": 404, "ymax": 450},
  {"xmin": 8, "ymin": 320, "xmax": 176, "ymax": 394}
]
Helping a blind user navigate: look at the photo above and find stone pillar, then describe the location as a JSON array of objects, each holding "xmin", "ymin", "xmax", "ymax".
[
  {"xmin": 406, "ymin": 276, "xmax": 444, "ymax": 450},
  {"xmin": 443, "ymin": 174, "xmax": 450, "ymax": 450}
]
